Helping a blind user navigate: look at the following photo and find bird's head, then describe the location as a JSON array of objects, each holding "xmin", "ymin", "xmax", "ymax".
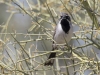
[{"xmin": 60, "ymin": 13, "xmax": 71, "ymax": 21}]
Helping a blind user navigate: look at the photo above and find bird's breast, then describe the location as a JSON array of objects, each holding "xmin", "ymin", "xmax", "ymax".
[{"xmin": 54, "ymin": 23, "xmax": 73, "ymax": 44}]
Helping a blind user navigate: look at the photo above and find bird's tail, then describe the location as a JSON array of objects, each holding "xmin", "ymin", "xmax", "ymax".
[{"xmin": 44, "ymin": 48, "xmax": 56, "ymax": 66}]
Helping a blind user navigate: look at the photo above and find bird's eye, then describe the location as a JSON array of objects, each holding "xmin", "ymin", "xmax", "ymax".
[
  {"xmin": 65, "ymin": 16, "xmax": 70, "ymax": 21},
  {"xmin": 60, "ymin": 16, "xmax": 63, "ymax": 18}
]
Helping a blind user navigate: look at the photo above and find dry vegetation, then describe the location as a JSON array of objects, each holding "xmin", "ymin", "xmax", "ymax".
[{"xmin": 0, "ymin": 0, "xmax": 100, "ymax": 75}]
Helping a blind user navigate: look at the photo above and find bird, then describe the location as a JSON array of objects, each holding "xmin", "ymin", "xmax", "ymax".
[{"xmin": 44, "ymin": 13, "xmax": 73, "ymax": 66}]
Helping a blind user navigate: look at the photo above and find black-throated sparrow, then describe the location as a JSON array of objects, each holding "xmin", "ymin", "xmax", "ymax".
[{"xmin": 44, "ymin": 13, "xmax": 73, "ymax": 66}]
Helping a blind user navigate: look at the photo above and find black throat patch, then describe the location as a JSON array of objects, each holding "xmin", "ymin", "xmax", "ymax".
[{"xmin": 60, "ymin": 19, "xmax": 70, "ymax": 34}]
